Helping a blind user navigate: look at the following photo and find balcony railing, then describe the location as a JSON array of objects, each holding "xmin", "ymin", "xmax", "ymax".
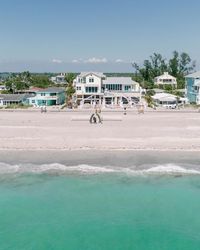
[{"xmin": 36, "ymin": 96, "xmax": 58, "ymax": 100}]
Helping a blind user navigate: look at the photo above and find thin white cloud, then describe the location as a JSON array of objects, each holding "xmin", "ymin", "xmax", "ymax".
[
  {"xmin": 84, "ymin": 57, "xmax": 108, "ymax": 64},
  {"xmin": 52, "ymin": 59, "xmax": 63, "ymax": 64},
  {"xmin": 72, "ymin": 59, "xmax": 83, "ymax": 63},
  {"xmin": 115, "ymin": 59, "xmax": 124, "ymax": 63},
  {"xmin": 72, "ymin": 58, "xmax": 131, "ymax": 64},
  {"xmin": 72, "ymin": 59, "xmax": 79, "ymax": 63}
]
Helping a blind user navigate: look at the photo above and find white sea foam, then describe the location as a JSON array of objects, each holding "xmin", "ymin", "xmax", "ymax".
[
  {"xmin": 0, "ymin": 163, "xmax": 20, "ymax": 174},
  {"xmin": 144, "ymin": 164, "xmax": 200, "ymax": 175},
  {"xmin": 0, "ymin": 163, "xmax": 116, "ymax": 175},
  {"xmin": 0, "ymin": 162, "xmax": 199, "ymax": 176}
]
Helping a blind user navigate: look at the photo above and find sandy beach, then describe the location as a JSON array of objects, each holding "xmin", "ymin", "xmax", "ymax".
[
  {"xmin": 1, "ymin": 109, "xmax": 200, "ymax": 250},
  {"xmin": 0, "ymin": 109, "xmax": 199, "ymax": 152}
]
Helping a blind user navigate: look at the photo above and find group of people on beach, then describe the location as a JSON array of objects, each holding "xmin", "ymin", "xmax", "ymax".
[{"xmin": 41, "ymin": 106, "xmax": 47, "ymax": 113}]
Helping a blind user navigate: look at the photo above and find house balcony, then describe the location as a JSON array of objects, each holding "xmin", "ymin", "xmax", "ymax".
[
  {"xmin": 104, "ymin": 90, "xmax": 140, "ymax": 94},
  {"xmin": 36, "ymin": 96, "xmax": 58, "ymax": 100}
]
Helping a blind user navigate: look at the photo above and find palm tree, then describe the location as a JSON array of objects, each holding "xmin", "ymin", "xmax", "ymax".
[
  {"xmin": 65, "ymin": 73, "xmax": 76, "ymax": 108},
  {"xmin": 144, "ymin": 94, "xmax": 154, "ymax": 108}
]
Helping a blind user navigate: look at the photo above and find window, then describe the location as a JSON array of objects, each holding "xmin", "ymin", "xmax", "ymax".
[
  {"xmin": 76, "ymin": 86, "xmax": 81, "ymax": 91},
  {"xmin": 41, "ymin": 93, "xmax": 46, "ymax": 96},
  {"xmin": 163, "ymin": 79, "xmax": 172, "ymax": 83},
  {"xmin": 105, "ymin": 84, "xmax": 122, "ymax": 91},
  {"xmin": 89, "ymin": 78, "xmax": 94, "ymax": 83},
  {"xmin": 125, "ymin": 85, "xmax": 131, "ymax": 91},
  {"xmin": 80, "ymin": 78, "xmax": 86, "ymax": 83},
  {"xmin": 32, "ymin": 100, "xmax": 35, "ymax": 103},
  {"xmin": 85, "ymin": 87, "xmax": 98, "ymax": 93}
]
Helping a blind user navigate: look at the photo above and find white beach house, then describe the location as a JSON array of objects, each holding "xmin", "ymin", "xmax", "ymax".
[
  {"xmin": 51, "ymin": 73, "xmax": 67, "ymax": 84},
  {"xmin": 0, "ymin": 85, "xmax": 6, "ymax": 91},
  {"xmin": 152, "ymin": 93, "xmax": 186, "ymax": 108},
  {"xmin": 74, "ymin": 72, "xmax": 141, "ymax": 107},
  {"xmin": 154, "ymin": 72, "xmax": 177, "ymax": 87}
]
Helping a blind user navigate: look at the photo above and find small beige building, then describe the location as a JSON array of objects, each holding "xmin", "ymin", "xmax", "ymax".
[{"xmin": 154, "ymin": 72, "xmax": 177, "ymax": 87}]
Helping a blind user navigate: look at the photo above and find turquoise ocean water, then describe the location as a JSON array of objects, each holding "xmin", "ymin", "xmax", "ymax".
[{"xmin": 0, "ymin": 163, "xmax": 200, "ymax": 249}]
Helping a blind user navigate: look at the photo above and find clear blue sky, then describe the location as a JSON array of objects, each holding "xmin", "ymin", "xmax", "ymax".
[{"xmin": 0, "ymin": 0, "xmax": 200, "ymax": 72}]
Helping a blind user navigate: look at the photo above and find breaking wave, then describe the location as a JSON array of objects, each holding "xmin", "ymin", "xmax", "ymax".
[{"xmin": 0, "ymin": 163, "xmax": 199, "ymax": 176}]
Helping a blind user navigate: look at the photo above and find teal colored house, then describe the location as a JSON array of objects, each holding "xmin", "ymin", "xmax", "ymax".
[
  {"xmin": 186, "ymin": 71, "xmax": 200, "ymax": 104},
  {"xmin": 28, "ymin": 87, "xmax": 65, "ymax": 106}
]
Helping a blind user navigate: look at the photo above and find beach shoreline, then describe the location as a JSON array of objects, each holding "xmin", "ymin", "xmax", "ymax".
[{"xmin": 0, "ymin": 149, "xmax": 200, "ymax": 166}]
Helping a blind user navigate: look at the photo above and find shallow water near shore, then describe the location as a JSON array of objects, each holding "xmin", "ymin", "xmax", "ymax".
[{"xmin": 1, "ymin": 161, "xmax": 200, "ymax": 250}]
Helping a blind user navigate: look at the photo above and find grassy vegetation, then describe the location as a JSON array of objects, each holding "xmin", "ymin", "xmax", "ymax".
[
  {"xmin": 184, "ymin": 103, "xmax": 200, "ymax": 109},
  {"xmin": 4, "ymin": 104, "xmax": 32, "ymax": 109}
]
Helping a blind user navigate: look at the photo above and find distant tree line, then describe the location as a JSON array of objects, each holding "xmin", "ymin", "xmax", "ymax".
[{"xmin": 132, "ymin": 51, "xmax": 196, "ymax": 89}]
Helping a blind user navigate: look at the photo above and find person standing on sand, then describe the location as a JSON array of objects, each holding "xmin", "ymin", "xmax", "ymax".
[
  {"xmin": 137, "ymin": 103, "xmax": 144, "ymax": 114},
  {"xmin": 123, "ymin": 107, "xmax": 127, "ymax": 115}
]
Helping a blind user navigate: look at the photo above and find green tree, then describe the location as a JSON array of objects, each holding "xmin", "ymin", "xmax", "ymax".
[
  {"xmin": 65, "ymin": 73, "xmax": 76, "ymax": 107},
  {"xmin": 168, "ymin": 51, "xmax": 195, "ymax": 88},
  {"xmin": 132, "ymin": 53, "xmax": 168, "ymax": 89},
  {"xmin": 4, "ymin": 71, "xmax": 31, "ymax": 93},
  {"xmin": 65, "ymin": 73, "xmax": 76, "ymax": 85},
  {"xmin": 144, "ymin": 94, "xmax": 154, "ymax": 108},
  {"xmin": 5, "ymin": 79, "xmax": 14, "ymax": 93},
  {"xmin": 168, "ymin": 51, "xmax": 179, "ymax": 77},
  {"xmin": 150, "ymin": 53, "xmax": 168, "ymax": 76},
  {"xmin": 30, "ymin": 75, "xmax": 53, "ymax": 88},
  {"xmin": 163, "ymin": 84, "xmax": 173, "ymax": 93},
  {"xmin": 132, "ymin": 51, "xmax": 195, "ymax": 90},
  {"xmin": 169, "ymin": 51, "xmax": 195, "ymax": 77}
]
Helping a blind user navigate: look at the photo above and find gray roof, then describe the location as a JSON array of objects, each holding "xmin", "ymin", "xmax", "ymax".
[
  {"xmin": 185, "ymin": 71, "xmax": 200, "ymax": 78},
  {"xmin": 0, "ymin": 94, "xmax": 32, "ymax": 101},
  {"xmin": 103, "ymin": 77, "xmax": 138, "ymax": 85},
  {"xmin": 152, "ymin": 93, "xmax": 177, "ymax": 102},
  {"xmin": 79, "ymin": 72, "xmax": 106, "ymax": 78},
  {"xmin": 37, "ymin": 87, "xmax": 65, "ymax": 93},
  {"xmin": 154, "ymin": 72, "xmax": 176, "ymax": 80}
]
